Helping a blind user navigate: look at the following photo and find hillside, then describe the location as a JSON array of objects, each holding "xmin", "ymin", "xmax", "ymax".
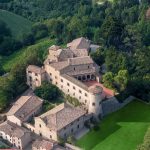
[
  {"xmin": 0, "ymin": 9, "xmax": 32, "ymax": 38},
  {"xmin": 1, "ymin": 38, "xmax": 55, "ymax": 72}
]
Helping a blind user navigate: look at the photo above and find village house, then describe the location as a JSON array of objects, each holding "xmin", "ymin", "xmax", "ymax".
[
  {"xmin": 0, "ymin": 121, "xmax": 31, "ymax": 150},
  {"xmin": 32, "ymin": 139, "xmax": 56, "ymax": 150},
  {"xmin": 26, "ymin": 37, "xmax": 114, "ymax": 118},
  {"xmin": 32, "ymin": 103, "xmax": 86, "ymax": 141},
  {"xmin": 7, "ymin": 95, "xmax": 43, "ymax": 126}
]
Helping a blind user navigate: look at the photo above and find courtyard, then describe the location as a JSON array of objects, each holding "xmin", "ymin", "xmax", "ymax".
[{"xmin": 76, "ymin": 100, "xmax": 150, "ymax": 150}]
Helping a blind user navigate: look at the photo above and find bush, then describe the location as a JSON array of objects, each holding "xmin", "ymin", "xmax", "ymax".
[
  {"xmin": 65, "ymin": 94, "xmax": 80, "ymax": 107},
  {"xmin": 34, "ymin": 82, "xmax": 62, "ymax": 102}
]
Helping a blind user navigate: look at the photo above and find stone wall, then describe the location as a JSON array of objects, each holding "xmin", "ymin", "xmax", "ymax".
[{"xmin": 102, "ymin": 96, "xmax": 135, "ymax": 116}]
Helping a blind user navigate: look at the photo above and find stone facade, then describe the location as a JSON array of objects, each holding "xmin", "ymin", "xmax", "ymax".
[
  {"xmin": 7, "ymin": 95, "xmax": 43, "ymax": 126},
  {"xmin": 0, "ymin": 121, "xmax": 31, "ymax": 150},
  {"xmin": 33, "ymin": 103, "xmax": 86, "ymax": 141},
  {"xmin": 26, "ymin": 37, "xmax": 114, "ymax": 118}
]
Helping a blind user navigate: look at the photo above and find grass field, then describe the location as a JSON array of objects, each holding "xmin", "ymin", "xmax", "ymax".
[
  {"xmin": 76, "ymin": 100, "xmax": 150, "ymax": 150},
  {"xmin": 1, "ymin": 38, "xmax": 55, "ymax": 72},
  {"xmin": 0, "ymin": 9, "xmax": 32, "ymax": 38}
]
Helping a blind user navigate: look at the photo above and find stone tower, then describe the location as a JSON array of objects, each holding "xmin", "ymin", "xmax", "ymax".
[{"xmin": 88, "ymin": 85, "xmax": 103, "ymax": 117}]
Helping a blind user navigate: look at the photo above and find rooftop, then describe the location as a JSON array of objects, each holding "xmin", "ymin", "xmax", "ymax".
[
  {"xmin": 0, "ymin": 121, "xmax": 30, "ymax": 138},
  {"xmin": 27, "ymin": 65, "xmax": 45, "ymax": 74},
  {"xmin": 7, "ymin": 95, "xmax": 43, "ymax": 121},
  {"xmin": 68, "ymin": 56, "xmax": 94, "ymax": 66},
  {"xmin": 67, "ymin": 37, "xmax": 90, "ymax": 50},
  {"xmin": 39, "ymin": 103, "xmax": 86, "ymax": 131},
  {"xmin": 84, "ymin": 81, "xmax": 115, "ymax": 98},
  {"xmin": 32, "ymin": 140, "xmax": 54, "ymax": 150}
]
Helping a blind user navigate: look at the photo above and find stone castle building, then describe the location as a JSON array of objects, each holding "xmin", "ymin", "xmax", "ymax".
[{"xmin": 26, "ymin": 37, "xmax": 114, "ymax": 118}]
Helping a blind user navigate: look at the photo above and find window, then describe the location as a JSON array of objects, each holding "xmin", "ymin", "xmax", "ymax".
[
  {"xmin": 61, "ymin": 85, "xmax": 63, "ymax": 89},
  {"xmin": 61, "ymin": 79, "xmax": 63, "ymax": 82},
  {"xmin": 85, "ymin": 93, "xmax": 88, "ymax": 97},
  {"xmin": 73, "ymin": 93, "xmax": 75, "ymax": 96},
  {"xmin": 35, "ymin": 78, "xmax": 38, "ymax": 81},
  {"xmin": 49, "ymin": 73, "xmax": 52, "ymax": 76},
  {"xmin": 29, "ymin": 76, "xmax": 32, "ymax": 81},
  {"xmin": 85, "ymin": 100, "xmax": 87, "ymax": 103},
  {"xmin": 73, "ymin": 86, "xmax": 76, "ymax": 90},
  {"xmin": 56, "ymin": 82, "xmax": 58, "ymax": 85},
  {"xmin": 67, "ymin": 83, "xmax": 70, "ymax": 86},
  {"xmin": 88, "ymin": 66, "xmax": 90, "ymax": 69},
  {"xmin": 35, "ymin": 73, "xmax": 38, "ymax": 76},
  {"xmin": 79, "ymin": 96, "xmax": 81, "ymax": 99},
  {"xmin": 79, "ymin": 90, "xmax": 82, "ymax": 94},
  {"xmin": 77, "ymin": 125, "xmax": 80, "ymax": 128},
  {"xmin": 55, "ymin": 76, "xmax": 57, "ymax": 79},
  {"xmin": 39, "ymin": 124, "xmax": 41, "ymax": 128},
  {"xmin": 68, "ymin": 89, "xmax": 69, "ymax": 92},
  {"xmin": 92, "ymin": 103, "xmax": 95, "ymax": 106},
  {"xmin": 28, "ymin": 71, "xmax": 31, "ymax": 73},
  {"xmin": 74, "ymin": 67, "xmax": 76, "ymax": 71},
  {"xmin": 71, "ymin": 129, "xmax": 74, "ymax": 133},
  {"xmin": 50, "ymin": 135, "xmax": 52, "ymax": 138}
]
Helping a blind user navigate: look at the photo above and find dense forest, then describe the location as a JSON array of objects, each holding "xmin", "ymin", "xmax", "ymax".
[{"xmin": 0, "ymin": 0, "xmax": 150, "ymax": 111}]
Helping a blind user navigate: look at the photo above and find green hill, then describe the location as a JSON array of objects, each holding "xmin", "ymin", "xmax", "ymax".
[{"xmin": 0, "ymin": 9, "xmax": 32, "ymax": 38}]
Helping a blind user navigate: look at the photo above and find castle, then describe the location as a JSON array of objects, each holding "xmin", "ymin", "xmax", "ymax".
[
  {"xmin": 26, "ymin": 37, "xmax": 114, "ymax": 117},
  {"xmin": 0, "ymin": 37, "xmax": 115, "ymax": 149}
]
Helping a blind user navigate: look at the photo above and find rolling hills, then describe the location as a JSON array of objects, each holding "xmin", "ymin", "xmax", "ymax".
[{"xmin": 0, "ymin": 9, "xmax": 32, "ymax": 38}]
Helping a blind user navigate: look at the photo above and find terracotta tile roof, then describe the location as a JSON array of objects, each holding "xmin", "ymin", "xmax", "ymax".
[
  {"xmin": 50, "ymin": 61, "xmax": 69, "ymax": 71},
  {"xmin": 67, "ymin": 68, "xmax": 96, "ymax": 76},
  {"xmin": 68, "ymin": 56, "xmax": 94, "ymax": 66},
  {"xmin": 84, "ymin": 81, "xmax": 115, "ymax": 98},
  {"xmin": 67, "ymin": 37, "xmax": 90, "ymax": 50},
  {"xmin": 88, "ymin": 85, "xmax": 103, "ymax": 94},
  {"xmin": 32, "ymin": 140, "xmax": 53, "ymax": 150},
  {"xmin": 27, "ymin": 65, "xmax": 45, "ymax": 74},
  {"xmin": 7, "ymin": 95, "xmax": 43, "ymax": 121},
  {"xmin": 61, "ymin": 74, "xmax": 88, "ymax": 91},
  {"xmin": 0, "ymin": 121, "xmax": 30, "ymax": 138},
  {"xmin": 39, "ymin": 103, "xmax": 86, "ymax": 131}
]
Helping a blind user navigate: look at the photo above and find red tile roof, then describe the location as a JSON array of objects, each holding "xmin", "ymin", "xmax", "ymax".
[{"xmin": 84, "ymin": 81, "xmax": 115, "ymax": 98}]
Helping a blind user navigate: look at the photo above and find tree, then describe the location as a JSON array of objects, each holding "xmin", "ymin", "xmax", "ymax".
[
  {"xmin": 21, "ymin": 33, "xmax": 35, "ymax": 46},
  {"xmin": 102, "ymin": 72, "xmax": 114, "ymax": 89},
  {"xmin": 100, "ymin": 16, "xmax": 125, "ymax": 49},
  {"xmin": 34, "ymin": 82, "xmax": 61, "ymax": 101},
  {"xmin": 32, "ymin": 23, "xmax": 48, "ymax": 40},
  {"xmin": 90, "ymin": 48, "xmax": 105, "ymax": 66},
  {"xmin": 105, "ymin": 48, "xmax": 128, "ymax": 73},
  {"xmin": 114, "ymin": 70, "xmax": 129, "ymax": 92}
]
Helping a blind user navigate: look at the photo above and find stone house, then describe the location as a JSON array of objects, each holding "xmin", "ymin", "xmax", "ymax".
[
  {"xmin": 26, "ymin": 37, "xmax": 114, "ymax": 118},
  {"xmin": 7, "ymin": 95, "xmax": 43, "ymax": 126},
  {"xmin": 0, "ymin": 121, "xmax": 31, "ymax": 150},
  {"xmin": 32, "ymin": 139, "xmax": 55, "ymax": 150},
  {"xmin": 33, "ymin": 103, "xmax": 86, "ymax": 141}
]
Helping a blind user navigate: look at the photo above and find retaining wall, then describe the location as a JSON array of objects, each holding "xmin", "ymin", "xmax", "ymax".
[{"xmin": 102, "ymin": 96, "xmax": 135, "ymax": 116}]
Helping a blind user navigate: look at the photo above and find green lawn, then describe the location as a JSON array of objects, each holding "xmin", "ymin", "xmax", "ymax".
[
  {"xmin": 76, "ymin": 100, "xmax": 150, "ymax": 150},
  {"xmin": 0, "ymin": 9, "xmax": 32, "ymax": 38}
]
